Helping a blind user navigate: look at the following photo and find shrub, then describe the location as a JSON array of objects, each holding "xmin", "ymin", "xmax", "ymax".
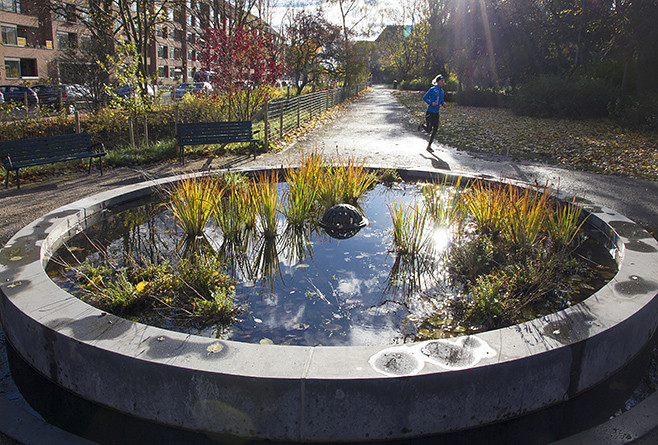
[
  {"xmin": 399, "ymin": 78, "xmax": 433, "ymax": 91},
  {"xmin": 454, "ymin": 88, "xmax": 509, "ymax": 108},
  {"xmin": 608, "ymin": 92, "xmax": 658, "ymax": 132},
  {"xmin": 512, "ymin": 75, "xmax": 617, "ymax": 119}
]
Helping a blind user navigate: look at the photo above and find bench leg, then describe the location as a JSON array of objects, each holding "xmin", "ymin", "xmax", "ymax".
[
  {"xmin": 99, "ymin": 157, "xmax": 103, "ymax": 176},
  {"xmin": 4, "ymin": 172, "xmax": 8, "ymax": 189},
  {"xmin": 15, "ymin": 169, "xmax": 19, "ymax": 190}
]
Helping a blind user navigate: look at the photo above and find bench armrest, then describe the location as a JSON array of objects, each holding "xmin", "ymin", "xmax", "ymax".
[{"xmin": 90, "ymin": 141, "xmax": 107, "ymax": 154}]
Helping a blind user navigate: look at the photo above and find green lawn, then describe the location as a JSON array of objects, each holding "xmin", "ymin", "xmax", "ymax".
[{"xmin": 394, "ymin": 91, "xmax": 658, "ymax": 181}]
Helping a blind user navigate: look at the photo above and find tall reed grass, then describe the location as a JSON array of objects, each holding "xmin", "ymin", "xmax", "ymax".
[
  {"xmin": 251, "ymin": 171, "xmax": 282, "ymax": 239},
  {"xmin": 423, "ymin": 176, "xmax": 463, "ymax": 227},
  {"xmin": 462, "ymin": 180, "xmax": 509, "ymax": 236},
  {"xmin": 283, "ymin": 152, "xmax": 323, "ymax": 226},
  {"xmin": 546, "ymin": 196, "xmax": 587, "ymax": 247},
  {"xmin": 505, "ymin": 183, "xmax": 552, "ymax": 250},
  {"xmin": 389, "ymin": 200, "xmax": 431, "ymax": 255},
  {"xmin": 165, "ymin": 175, "xmax": 218, "ymax": 237}
]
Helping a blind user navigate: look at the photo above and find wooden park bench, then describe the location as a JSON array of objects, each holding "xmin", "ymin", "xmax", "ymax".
[
  {"xmin": 0, "ymin": 132, "xmax": 106, "ymax": 189},
  {"xmin": 175, "ymin": 120, "xmax": 260, "ymax": 164}
]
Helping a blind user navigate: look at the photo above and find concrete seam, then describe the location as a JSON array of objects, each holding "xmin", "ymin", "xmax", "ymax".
[{"xmin": 299, "ymin": 347, "xmax": 315, "ymax": 441}]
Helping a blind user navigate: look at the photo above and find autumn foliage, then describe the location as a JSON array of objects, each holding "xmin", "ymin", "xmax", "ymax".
[
  {"xmin": 199, "ymin": 20, "xmax": 287, "ymax": 120},
  {"xmin": 201, "ymin": 21, "xmax": 286, "ymax": 89}
]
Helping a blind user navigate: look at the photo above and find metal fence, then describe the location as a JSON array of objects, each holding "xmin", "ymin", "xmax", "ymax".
[{"xmin": 260, "ymin": 83, "xmax": 368, "ymax": 149}]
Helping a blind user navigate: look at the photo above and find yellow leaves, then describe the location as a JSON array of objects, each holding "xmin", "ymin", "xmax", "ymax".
[
  {"xmin": 395, "ymin": 92, "xmax": 658, "ymax": 181},
  {"xmin": 135, "ymin": 281, "xmax": 149, "ymax": 293}
]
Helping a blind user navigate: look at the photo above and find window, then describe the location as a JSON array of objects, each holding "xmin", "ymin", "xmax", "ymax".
[
  {"xmin": 158, "ymin": 45, "xmax": 168, "ymax": 59},
  {"xmin": 187, "ymin": 14, "xmax": 195, "ymax": 27},
  {"xmin": 0, "ymin": 0, "xmax": 20, "ymax": 13},
  {"xmin": 158, "ymin": 66, "xmax": 169, "ymax": 78},
  {"xmin": 169, "ymin": 47, "xmax": 175, "ymax": 59},
  {"xmin": 4, "ymin": 58, "xmax": 19, "ymax": 78},
  {"xmin": 20, "ymin": 58, "xmax": 36, "ymax": 77},
  {"xmin": 57, "ymin": 32, "xmax": 70, "ymax": 50},
  {"xmin": 54, "ymin": 3, "xmax": 76, "ymax": 22},
  {"xmin": 80, "ymin": 34, "xmax": 92, "ymax": 50},
  {"xmin": 187, "ymin": 32, "xmax": 195, "ymax": 44},
  {"xmin": 1, "ymin": 24, "xmax": 17, "ymax": 46},
  {"xmin": 3, "ymin": 58, "xmax": 36, "ymax": 78},
  {"xmin": 160, "ymin": 27, "xmax": 169, "ymax": 39},
  {"xmin": 188, "ymin": 49, "xmax": 195, "ymax": 61}
]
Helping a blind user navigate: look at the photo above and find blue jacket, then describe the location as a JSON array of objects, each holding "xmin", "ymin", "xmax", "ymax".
[{"xmin": 423, "ymin": 86, "xmax": 445, "ymax": 113}]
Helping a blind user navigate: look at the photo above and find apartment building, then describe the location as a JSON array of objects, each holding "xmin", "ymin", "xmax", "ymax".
[{"xmin": 1, "ymin": 0, "xmax": 270, "ymax": 86}]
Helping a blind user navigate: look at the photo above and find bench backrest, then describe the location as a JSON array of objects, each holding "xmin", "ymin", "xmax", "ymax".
[
  {"xmin": 176, "ymin": 121, "xmax": 254, "ymax": 145},
  {"xmin": 0, "ymin": 133, "xmax": 93, "ymax": 167}
]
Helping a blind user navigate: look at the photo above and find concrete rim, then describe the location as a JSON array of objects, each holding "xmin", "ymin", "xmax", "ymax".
[{"xmin": 1, "ymin": 166, "xmax": 657, "ymax": 442}]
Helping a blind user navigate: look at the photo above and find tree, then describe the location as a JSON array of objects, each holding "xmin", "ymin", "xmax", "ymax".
[
  {"xmin": 200, "ymin": 19, "xmax": 287, "ymax": 119},
  {"xmin": 324, "ymin": 0, "xmax": 373, "ymax": 86},
  {"xmin": 50, "ymin": 0, "xmax": 185, "ymax": 104},
  {"xmin": 283, "ymin": 9, "xmax": 343, "ymax": 95}
]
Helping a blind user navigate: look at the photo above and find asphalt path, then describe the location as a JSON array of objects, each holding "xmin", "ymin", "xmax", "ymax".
[{"xmin": 0, "ymin": 85, "xmax": 656, "ymax": 444}]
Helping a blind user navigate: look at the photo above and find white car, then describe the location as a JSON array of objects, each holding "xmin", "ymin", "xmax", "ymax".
[{"xmin": 172, "ymin": 82, "xmax": 213, "ymax": 100}]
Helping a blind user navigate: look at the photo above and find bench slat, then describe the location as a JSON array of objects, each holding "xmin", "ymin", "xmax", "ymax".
[
  {"xmin": 175, "ymin": 120, "xmax": 259, "ymax": 163},
  {"xmin": 1, "ymin": 132, "xmax": 106, "ymax": 189}
]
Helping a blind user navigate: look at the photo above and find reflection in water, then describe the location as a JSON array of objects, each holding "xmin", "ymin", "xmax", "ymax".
[{"xmin": 47, "ymin": 183, "xmax": 614, "ymax": 347}]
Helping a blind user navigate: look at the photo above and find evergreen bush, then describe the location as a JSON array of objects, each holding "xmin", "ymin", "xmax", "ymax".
[
  {"xmin": 455, "ymin": 88, "xmax": 508, "ymax": 108},
  {"xmin": 511, "ymin": 75, "xmax": 616, "ymax": 119}
]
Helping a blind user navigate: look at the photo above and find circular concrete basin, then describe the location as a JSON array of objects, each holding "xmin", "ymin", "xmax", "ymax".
[{"xmin": 1, "ymin": 167, "xmax": 657, "ymax": 442}]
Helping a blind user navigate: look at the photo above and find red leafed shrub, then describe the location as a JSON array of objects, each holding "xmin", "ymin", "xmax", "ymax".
[{"xmin": 200, "ymin": 20, "xmax": 287, "ymax": 120}]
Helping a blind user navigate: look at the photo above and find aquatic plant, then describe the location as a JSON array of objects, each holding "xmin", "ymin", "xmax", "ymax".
[
  {"xmin": 504, "ymin": 183, "xmax": 552, "ymax": 251},
  {"xmin": 69, "ymin": 252, "xmax": 239, "ymax": 326},
  {"xmin": 423, "ymin": 176, "xmax": 464, "ymax": 228},
  {"xmin": 389, "ymin": 200, "xmax": 432, "ymax": 255},
  {"xmin": 213, "ymin": 178, "xmax": 254, "ymax": 244},
  {"xmin": 337, "ymin": 158, "xmax": 377, "ymax": 206},
  {"xmin": 378, "ymin": 168, "xmax": 400, "ymax": 185},
  {"xmin": 546, "ymin": 196, "xmax": 587, "ymax": 247},
  {"xmin": 251, "ymin": 170, "xmax": 281, "ymax": 239},
  {"xmin": 462, "ymin": 180, "xmax": 509, "ymax": 236},
  {"xmin": 283, "ymin": 156, "xmax": 321, "ymax": 226},
  {"xmin": 165, "ymin": 175, "xmax": 218, "ymax": 237}
]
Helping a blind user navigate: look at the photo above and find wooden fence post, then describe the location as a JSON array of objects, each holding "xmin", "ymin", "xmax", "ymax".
[
  {"xmin": 144, "ymin": 115, "xmax": 149, "ymax": 146},
  {"xmin": 296, "ymin": 96, "xmax": 301, "ymax": 128},
  {"xmin": 279, "ymin": 100, "xmax": 284, "ymax": 139},
  {"xmin": 129, "ymin": 117, "xmax": 135, "ymax": 147},
  {"xmin": 75, "ymin": 111, "xmax": 81, "ymax": 133},
  {"xmin": 264, "ymin": 101, "xmax": 269, "ymax": 151}
]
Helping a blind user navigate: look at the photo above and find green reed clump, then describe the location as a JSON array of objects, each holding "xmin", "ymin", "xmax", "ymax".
[
  {"xmin": 213, "ymin": 174, "xmax": 255, "ymax": 244},
  {"xmin": 423, "ymin": 176, "xmax": 464, "ymax": 227},
  {"xmin": 444, "ymin": 180, "xmax": 592, "ymax": 332},
  {"xmin": 462, "ymin": 180, "xmax": 509, "ymax": 237},
  {"xmin": 504, "ymin": 183, "xmax": 552, "ymax": 251},
  {"xmin": 283, "ymin": 153, "xmax": 323, "ymax": 226},
  {"xmin": 251, "ymin": 171, "xmax": 281, "ymax": 239},
  {"xmin": 389, "ymin": 200, "xmax": 431, "ymax": 255},
  {"xmin": 165, "ymin": 175, "xmax": 218, "ymax": 237},
  {"xmin": 338, "ymin": 158, "xmax": 377, "ymax": 206},
  {"xmin": 316, "ymin": 157, "xmax": 376, "ymax": 210},
  {"xmin": 546, "ymin": 196, "xmax": 587, "ymax": 247}
]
